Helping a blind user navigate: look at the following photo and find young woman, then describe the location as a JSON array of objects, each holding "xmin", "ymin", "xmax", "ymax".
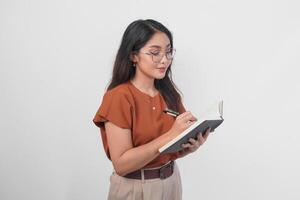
[{"xmin": 93, "ymin": 19, "xmax": 211, "ymax": 200}]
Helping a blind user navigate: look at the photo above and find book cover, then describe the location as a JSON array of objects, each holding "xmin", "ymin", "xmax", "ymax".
[{"xmin": 159, "ymin": 100, "xmax": 224, "ymax": 154}]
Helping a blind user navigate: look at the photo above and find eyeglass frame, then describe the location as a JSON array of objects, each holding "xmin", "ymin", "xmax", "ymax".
[{"xmin": 138, "ymin": 48, "xmax": 176, "ymax": 63}]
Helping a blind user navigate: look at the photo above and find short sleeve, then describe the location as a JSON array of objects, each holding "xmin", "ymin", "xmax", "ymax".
[{"xmin": 93, "ymin": 91, "xmax": 133, "ymax": 129}]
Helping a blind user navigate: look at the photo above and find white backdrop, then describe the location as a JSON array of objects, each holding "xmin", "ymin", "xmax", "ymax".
[{"xmin": 1, "ymin": 0, "xmax": 300, "ymax": 199}]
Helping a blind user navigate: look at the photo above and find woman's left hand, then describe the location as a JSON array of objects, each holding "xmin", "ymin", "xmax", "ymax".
[{"xmin": 178, "ymin": 128, "xmax": 211, "ymax": 157}]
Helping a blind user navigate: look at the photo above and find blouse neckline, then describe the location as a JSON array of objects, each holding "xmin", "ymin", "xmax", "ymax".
[{"xmin": 128, "ymin": 80, "xmax": 160, "ymax": 99}]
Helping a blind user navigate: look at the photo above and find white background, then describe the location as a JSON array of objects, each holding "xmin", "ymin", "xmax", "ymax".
[{"xmin": 1, "ymin": 0, "xmax": 300, "ymax": 199}]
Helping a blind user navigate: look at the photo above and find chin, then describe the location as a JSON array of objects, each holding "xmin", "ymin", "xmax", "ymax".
[{"xmin": 154, "ymin": 74, "xmax": 166, "ymax": 80}]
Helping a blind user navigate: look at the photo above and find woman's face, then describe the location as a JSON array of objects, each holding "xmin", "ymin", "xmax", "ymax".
[{"xmin": 132, "ymin": 32, "xmax": 173, "ymax": 80}]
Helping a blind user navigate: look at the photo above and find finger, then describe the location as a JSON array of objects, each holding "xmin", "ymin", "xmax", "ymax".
[
  {"xmin": 179, "ymin": 112, "xmax": 197, "ymax": 122},
  {"xmin": 182, "ymin": 143, "xmax": 192, "ymax": 148},
  {"xmin": 203, "ymin": 128, "xmax": 211, "ymax": 140},
  {"xmin": 197, "ymin": 132, "xmax": 203, "ymax": 140},
  {"xmin": 197, "ymin": 133, "xmax": 205, "ymax": 144},
  {"xmin": 206, "ymin": 128, "xmax": 211, "ymax": 133},
  {"xmin": 183, "ymin": 118, "xmax": 197, "ymax": 129},
  {"xmin": 188, "ymin": 138, "xmax": 197, "ymax": 145},
  {"xmin": 203, "ymin": 132, "xmax": 210, "ymax": 140},
  {"xmin": 185, "ymin": 113, "xmax": 197, "ymax": 122},
  {"xmin": 201, "ymin": 128, "xmax": 210, "ymax": 136},
  {"xmin": 186, "ymin": 120, "xmax": 196, "ymax": 127},
  {"xmin": 177, "ymin": 111, "xmax": 191, "ymax": 119}
]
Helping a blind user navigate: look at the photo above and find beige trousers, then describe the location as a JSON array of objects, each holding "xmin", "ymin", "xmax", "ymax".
[{"xmin": 107, "ymin": 161, "xmax": 182, "ymax": 200}]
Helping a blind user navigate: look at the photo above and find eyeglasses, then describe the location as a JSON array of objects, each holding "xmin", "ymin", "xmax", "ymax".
[{"xmin": 139, "ymin": 48, "xmax": 176, "ymax": 63}]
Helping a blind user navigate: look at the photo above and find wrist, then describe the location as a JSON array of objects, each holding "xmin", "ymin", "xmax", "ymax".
[
  {"xmin": 178, "ymin": 149, "xmax": 190, "ymax": 158},
  {"xmin": 167, "ymin": 128, "xmax": 180, "ymax": 139}
]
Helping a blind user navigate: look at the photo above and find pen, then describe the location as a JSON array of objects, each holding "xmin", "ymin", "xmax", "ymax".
[{"xmin": 163, "ymin": 108, "xmax": 179, "ymax": 117}]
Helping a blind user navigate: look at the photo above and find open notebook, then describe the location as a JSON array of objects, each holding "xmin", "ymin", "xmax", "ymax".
[{"xmin": 159, "ymin": 100, "xmax": 224, "ymax": 154}]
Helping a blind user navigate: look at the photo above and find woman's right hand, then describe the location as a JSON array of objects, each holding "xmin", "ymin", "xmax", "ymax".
[{"xmin": 169, "ymin": 111, "xmax": 197, "ymax": 137}]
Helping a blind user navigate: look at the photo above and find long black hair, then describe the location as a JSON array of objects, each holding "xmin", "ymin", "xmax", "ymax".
[{"xmin": 107, "ymin": 19, "xmax": 182, "ymax": 111}]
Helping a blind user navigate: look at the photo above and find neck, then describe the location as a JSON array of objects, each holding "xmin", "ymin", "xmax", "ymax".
[{"xmin": 131, "ymin": 76, "xmax": 157, "ymax": 95}]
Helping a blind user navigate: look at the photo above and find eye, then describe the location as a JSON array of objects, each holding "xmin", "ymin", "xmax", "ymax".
[
  {"xmin": 166, "ymin": 50, "xmax": 173, "ymax": 55},
  {"xmin": 150, "ymin": 51, "xmax": 160, "ymax": 56}
]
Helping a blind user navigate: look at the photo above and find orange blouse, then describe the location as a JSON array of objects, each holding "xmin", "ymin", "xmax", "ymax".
[{"xmin": 93, "ymin": 81, "xmax": 186, "ymax": 168}]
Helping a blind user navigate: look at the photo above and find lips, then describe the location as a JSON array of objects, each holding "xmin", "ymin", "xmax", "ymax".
[
  {"xmin": 157, "ymin": 67, "xmax": 167, "ymax": 73},
  {"xmin": 158, "ymin": 68, "xmax": 166, "ymax": 70}
]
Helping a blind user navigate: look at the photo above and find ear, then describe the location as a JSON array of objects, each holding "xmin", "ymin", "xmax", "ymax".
[{"xmin": 130, "ymin": 52, "xmax": 139, "ymax": 63}]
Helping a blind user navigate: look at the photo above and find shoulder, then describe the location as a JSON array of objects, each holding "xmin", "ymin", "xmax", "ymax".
[
  {"xmin": 107, "ymin": 82, "xmax": 131, "ymax": 94},
  {"xmin": 103, "ymin": 82, "xmax": 134, "ymax": 104}
]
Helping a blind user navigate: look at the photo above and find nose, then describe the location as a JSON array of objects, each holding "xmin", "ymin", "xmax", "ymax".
[{"xmin": 160, "ymin": 53, "xmax": 168, "ymax": 64}]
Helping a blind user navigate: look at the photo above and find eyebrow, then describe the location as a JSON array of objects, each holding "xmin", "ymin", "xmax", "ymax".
[{"xmin": 148, "ymin": 44, "xmax": 171, "ymax": 48}]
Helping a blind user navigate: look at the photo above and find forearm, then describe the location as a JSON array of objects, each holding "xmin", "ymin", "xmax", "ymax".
[{"xmin": 114, "ymin": 130, "xmax": 175, "ymax": 176}]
